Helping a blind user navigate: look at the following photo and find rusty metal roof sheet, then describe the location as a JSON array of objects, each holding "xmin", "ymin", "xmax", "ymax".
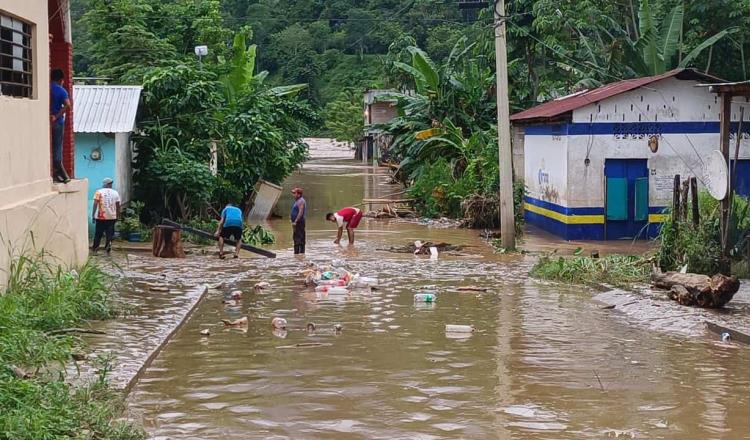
[
  {"xmin": 510, "ymin": 69, "xmax": 724, "ymax": 123},
  {"xmin": 73, "ymin": 85, "xmax": 142, "ymax": 133}
]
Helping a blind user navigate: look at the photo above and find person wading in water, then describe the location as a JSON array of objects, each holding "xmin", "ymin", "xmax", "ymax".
[
  {"xmin": 291, "ymin": 187, "xmax": 306, "ymax": 254},
  {"xmin": 326, "ymin": 207, "xmax": 363, "ymax": 245},
  {"xmin": 215, "ymin": 204, "xmax": 244, "ymax": 259}
]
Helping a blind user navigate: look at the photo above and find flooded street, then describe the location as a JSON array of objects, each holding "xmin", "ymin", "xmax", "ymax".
[{"xmin": 125, "ymin": 160, "xmax": 750, "ymax": 439}]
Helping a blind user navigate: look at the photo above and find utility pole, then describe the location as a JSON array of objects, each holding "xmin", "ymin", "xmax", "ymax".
[{"xmin": 494, "ymin": 0, "xmax": 516, "ymax": 249}]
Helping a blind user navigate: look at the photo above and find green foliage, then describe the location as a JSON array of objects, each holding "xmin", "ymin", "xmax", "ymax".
[
  {"xmin": 0, "ymin": 255, "xmax": 144, "ymax": 439},
  {"xmin": 242, "ymin": 225, "xmax": 276, "ymax": 246},
  {"xmin": 657, "ymin": 192, "xmax": 750, "ymax": 275},
  {"xmin": 132, "ymin": 41, "xmax": 317, "ymax": 222},
  {"xmin": 323, "ymin": 90, "xmax": 365, "ymax": 143},
  {"xmin": 117, "ymin": 201, "xmax": 150, "ymax": 241},
  {"xmin": 530, "ymin": 254, "xmax": 650, "ymax": 287}
]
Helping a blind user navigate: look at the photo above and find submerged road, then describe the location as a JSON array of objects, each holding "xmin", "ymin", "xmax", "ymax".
[{"xmin": 122, "ymin": 159, "xmax": 750, "ymax": 439}]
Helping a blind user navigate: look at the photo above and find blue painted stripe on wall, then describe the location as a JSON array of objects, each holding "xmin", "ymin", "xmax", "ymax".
[
  {"xmin": 525, "ymin": 122, "xmax": 723, "ymax": 136},
  {"xmin": 526, "ymin": 196, "xmax": 668, "ymax": 217},
  {"xmin": 524, "ymin": 196, "xmax": 603, "ymax": 215}
]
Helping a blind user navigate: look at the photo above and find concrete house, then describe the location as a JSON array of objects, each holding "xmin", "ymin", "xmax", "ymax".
[
  {"xmin": 73, "ymin": 85, "xmax": 141, "ymax": 231},
  {"xmin": 361, "ymin": 89, "xmax": 398, "ymax": 161},
  {"xmin": 511, "ymin": 69, "xmax": 750, "ymax": 241},
  {"xmin": 0, "ymin": 0, "xmax": 88, "ymax": 287}
]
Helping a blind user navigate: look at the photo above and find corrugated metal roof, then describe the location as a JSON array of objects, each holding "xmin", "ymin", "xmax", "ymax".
[
  {"xmin": 510, "ymin": 69, "xmax": 724, "ymax": 123},
  {"xmin": 73, "ymin": 85, "xmax": 142, "ymax": 133}
]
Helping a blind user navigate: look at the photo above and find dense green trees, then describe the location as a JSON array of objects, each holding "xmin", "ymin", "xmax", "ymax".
[{"xmin": 69, "ymin": 0, "xmax": 750, "ymax": 223}]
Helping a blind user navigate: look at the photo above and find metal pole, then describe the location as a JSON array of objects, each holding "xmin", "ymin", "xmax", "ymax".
[
  {"xmin": 494, "ymin": 0, "xmax": 515, "ymax": 249},
  {"xmin": 719, "ymin": 93, "xmax": 732, "ymax": 274}
]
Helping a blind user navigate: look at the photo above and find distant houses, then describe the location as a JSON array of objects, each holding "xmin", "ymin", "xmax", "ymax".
[
  {"xmin": 0, "ymin": 0, "xmax": 87, "ymax": 287},
  {"xmin": 360, "ymin": 89, "xmax": 398, "ymax": 161},
  {"xmin": 511, "ymin": 68, "xmax": 750, "ymax": 240},
  {"xmin": 73, "ymin": 85, "xmax": 142, "ymax": 232}
]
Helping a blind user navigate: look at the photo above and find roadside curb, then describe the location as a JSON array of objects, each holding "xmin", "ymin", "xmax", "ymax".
[
  {"xmin": 592, "ymin": 283, "xmax": 750, "ymax": 344},
  {"xmin": 122, "ymin": 284, "xmax": 210, "ymax": 394}
]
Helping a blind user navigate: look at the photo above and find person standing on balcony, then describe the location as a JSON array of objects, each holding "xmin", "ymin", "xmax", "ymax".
[
  {"xmin": 91, "ymin": 178, "xmax": 121, "ymax": 255},
  {"xmin": 50, "ymin": 68, "xmax": 71, "ymax": 183}
]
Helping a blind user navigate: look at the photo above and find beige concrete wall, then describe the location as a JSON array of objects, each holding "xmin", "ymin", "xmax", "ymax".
[
  {"xmin": 368, "ymin": 102, "xmax": 397, "ymax": 125},
  {"xmin": 0, "ymin": 1, "xmax": 89, "ymax": 288}
]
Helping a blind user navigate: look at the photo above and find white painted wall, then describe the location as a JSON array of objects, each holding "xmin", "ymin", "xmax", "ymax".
[
  {"xmin": 572, "ymin": 77, "xmax": 740, "ymax": 124},
  {"xmin": 524, "ymin": 134, "xmax": 568, "ymax": 206},
  {"xmin": 565, "ymin": 77, "xmax": 750, "ymax": 209},
  {"xmin": 564, "ymin": 133, "xmax": 750, "ymax": 208},
  {"xmin": 115, "ymin": 133, "xmax": 132, "ymax": 204}
]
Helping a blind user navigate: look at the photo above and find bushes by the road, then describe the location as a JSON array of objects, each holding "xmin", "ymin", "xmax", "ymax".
[
  {"xmin": 0, "ymin": 255, "xmax": 144, "ymax": 440},
  {"xmin": 530, "ymin": 254, "xmax": 650, "ymax": 287}
]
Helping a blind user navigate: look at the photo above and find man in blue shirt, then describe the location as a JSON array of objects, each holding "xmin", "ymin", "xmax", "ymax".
[
  {"xmin": 214, "ymin": 204, "xmax": 244, "ymax": 259},
  {"xmin": 290, "ymin": 187, "xmax": 306, "ymax": 254},
  {"xmin": 50, "ymin": 69, "xmax": 71, "ymax": 183}
]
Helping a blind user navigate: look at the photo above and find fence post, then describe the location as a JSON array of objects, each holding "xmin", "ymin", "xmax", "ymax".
[
  {"xmin": 673, "ymin": 174, "xmax": 681, "ymax": 222},
  {"xmin": 690, "ymin": 177, "xmax": 699, "ymax": 226}
]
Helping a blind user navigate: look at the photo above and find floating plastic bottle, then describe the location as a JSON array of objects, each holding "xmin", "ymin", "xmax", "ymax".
[
  {"xmin": 414, "ymin": 293, "xmax": 436, "ymax": 303},
  {"xmin": 327, "ymin": 286, "xmax": 349, "ymax": 295},
  {"xmin": 350, "ymin": 276, "xmax": 378, "ymax": 288},
  {"xmin": 271, "ymin": 317, "xmax": 287, "ymax": 329},
  {"xmin": 445, "ymin": 324, "xmax": 474, "ymax": 333},
  {"xmin": 322, "ymin": 271, "xmax": 334, "ymax": 280}
]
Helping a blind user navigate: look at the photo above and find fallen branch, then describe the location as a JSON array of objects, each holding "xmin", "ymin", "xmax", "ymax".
[{"xmin": 47, "ymin": 328, "xmax": 106, "ymax": 336}]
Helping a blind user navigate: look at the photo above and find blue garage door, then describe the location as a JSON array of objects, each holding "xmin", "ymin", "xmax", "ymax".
[{"xmin": 604, "ymin": 159, "xmax": 649, "ymax": 239}]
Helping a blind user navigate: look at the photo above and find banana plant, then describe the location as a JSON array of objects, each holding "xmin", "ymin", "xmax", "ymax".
[
  {"xmin": 624, "ymin": 0, "xmax": 737, "ymax": 76},
  {"xmin": 220, "ymin": 31, "xmax": 307, "ymax": 107}
]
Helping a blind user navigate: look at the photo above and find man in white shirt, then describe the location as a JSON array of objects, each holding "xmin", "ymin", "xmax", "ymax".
[{"xmin": 91, "ymin": 177, "xmax": 121, "ymax": 255}]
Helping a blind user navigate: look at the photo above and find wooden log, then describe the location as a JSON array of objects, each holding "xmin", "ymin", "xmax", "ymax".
[
  {"xmin": 152, "ymin": 226, "xmax": 186, "ymax": 258},
  {"xmin": 651, "ymin": 267, "xmax": 740, "ymax": 308},
  {"xmin": 161, "ymin": 219, "xmax": 276, "ymax": 258}
]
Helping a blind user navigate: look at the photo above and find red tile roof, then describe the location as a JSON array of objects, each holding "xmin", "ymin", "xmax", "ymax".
[{"xmin": 510, "ymin": 68, "xmax": 724, "ymax": 123}]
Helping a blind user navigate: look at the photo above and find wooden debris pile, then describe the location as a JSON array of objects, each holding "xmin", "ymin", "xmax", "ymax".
[{"xmin": 651, "ymin": 267, "xmax": 740, "ymax": 308}]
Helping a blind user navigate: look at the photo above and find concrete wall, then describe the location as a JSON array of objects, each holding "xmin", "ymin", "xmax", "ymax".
[
  {"xmin": 115, "ymin": 133, "xmax": 132, "ymax": 205},
  {"xmin": 511, "ymin": 125, "xmax": 525, "ymax": 183},
  {"xmin": 523, "ymin": 130, "xmax": 568, "ymax": 206},
  {"xmin": 0, "ymin": 0, "xmax": 88, "ymax": 288},
  {"xmin": 366, "ymin": 101, "xmax": 398, "ymax": 125},
  {"xmin": 74, "ymin": 133, "xmax": 116, "ymax": 231}
]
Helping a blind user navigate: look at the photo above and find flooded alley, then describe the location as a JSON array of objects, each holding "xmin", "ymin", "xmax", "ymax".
[{"xmin": 122, "ymin": 159, "xmax": 750, "ymax": 439}]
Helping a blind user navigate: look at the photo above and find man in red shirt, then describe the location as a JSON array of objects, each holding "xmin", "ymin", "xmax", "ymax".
[{"xmin": 326, "ymin": 207, "xmax": 364, "ymax": 245}]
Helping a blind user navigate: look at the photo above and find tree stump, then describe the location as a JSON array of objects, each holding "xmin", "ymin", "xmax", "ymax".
[
  {"xmin": 152, "ymin": 226, "xmax": 186, "ymax": 258},
  {"xmin": 651, "ymin": 267, "xmax": 740, "ymax": 308}
]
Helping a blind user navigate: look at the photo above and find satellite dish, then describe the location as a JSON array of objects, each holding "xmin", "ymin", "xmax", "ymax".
[{"xmin": 704, "ymin": 150, "xmax": 728, "ymax": 200}]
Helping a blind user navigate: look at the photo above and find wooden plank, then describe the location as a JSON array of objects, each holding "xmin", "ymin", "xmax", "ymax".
[
  {"xmin": 161, "ymin": 219, "xmax": 276, "ymax": 258},
  {"xmin": 706, "ymin": 321, "xmax": 750, "ymax": 345},
  {"xmin": 362, "ymin": 198, "xmax": 415, "ymax": 203}
]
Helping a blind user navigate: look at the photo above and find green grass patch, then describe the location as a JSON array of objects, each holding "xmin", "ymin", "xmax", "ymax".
[
  {"xmin": 0, "ymin": 254, "xmax": 144, "ymax": 440},
  {"xmin": 530, "ymin": 254, "xmax": 650, "ymax": 287}
]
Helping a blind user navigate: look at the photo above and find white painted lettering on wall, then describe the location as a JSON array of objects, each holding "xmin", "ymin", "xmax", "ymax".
[{"xmin": 653, "ymin": 175, "xmax": 674, "ymax": 192}]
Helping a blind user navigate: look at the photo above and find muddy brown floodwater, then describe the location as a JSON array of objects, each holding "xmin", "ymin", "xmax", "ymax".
[{"xmin": 126, "ymin": 160, "xmax": 750, "ymax": 439}]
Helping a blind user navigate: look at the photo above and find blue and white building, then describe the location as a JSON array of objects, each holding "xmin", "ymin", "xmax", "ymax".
[
  {"xmin": 511, "ymin": 69, "xmax": 750, "ymax": 240},
  {"xmin": 73, "ymin": 85, "xmax": 142, "ymax": 232}
]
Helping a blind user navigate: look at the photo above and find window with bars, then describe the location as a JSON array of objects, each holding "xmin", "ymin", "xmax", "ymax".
[{"xmin": 0, "ymin": 13, "xmax": 33, "ymax": 98}]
